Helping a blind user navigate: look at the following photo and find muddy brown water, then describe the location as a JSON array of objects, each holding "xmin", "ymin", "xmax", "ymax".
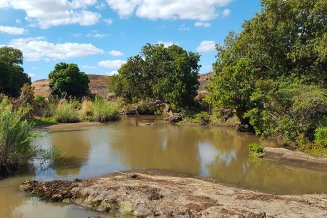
[{"xmin": 1, "ymin": 116, "xmax": 327, "ymax": 218}]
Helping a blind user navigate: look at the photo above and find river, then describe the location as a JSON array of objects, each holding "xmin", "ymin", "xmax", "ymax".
[{"xmin": 1, "ymin": 116, "xmax": 327, "ymax": 218}]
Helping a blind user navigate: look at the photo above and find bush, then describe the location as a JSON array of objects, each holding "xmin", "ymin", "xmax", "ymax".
[
  {"xmin": 0, "ymin": 98, "xmax": 37, "ymax": 176},
  {"xmin": 93, "ymin": 97, "xmax": 120, "ymax": 122},
  {"xmin": 315, "ymin": 127, "xmax": 327, "ymax": 145},
  {"xmin": 248, "ymin": 143, "xmax": 264, "ymax": 154},
  {"xmin": 54, "ymin": 102, "xmax": 80, "ymax": 123},
  {"xmin": 193, "ymin": 111, "xmax": 211, "ymax": 124},
  {"xmin": 245, "ymin": 81, "xmax": 327, "ymax": 145},
  {"xmin": 248, "ymin": 143, "xmax": 264, "ymax": 158},
  {"xmin": 32, "ymin": 96, "xmax": 53, "ymax": 117}
]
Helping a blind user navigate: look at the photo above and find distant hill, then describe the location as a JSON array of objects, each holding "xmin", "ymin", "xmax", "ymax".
[
  {"xmin": 32, "ymin": 74, "xmax": 111, "ymax": 98},
  {"xmin": 32, "ymin": 73, "xmax": 211, "ymax": 98}
]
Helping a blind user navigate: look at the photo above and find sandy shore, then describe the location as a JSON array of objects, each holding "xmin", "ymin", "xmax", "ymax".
[{"xmin": 20, "ymin": 171, "xmax": 327, "ymax": 217}]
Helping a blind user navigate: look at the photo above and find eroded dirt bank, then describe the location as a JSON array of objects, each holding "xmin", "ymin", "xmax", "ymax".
[
  {"xmin": 20, "ymin": 171, "xmax": 327, "ymax": 217},
  {"xmin": 264, "ymin": 147, "xmax": 327, "ymax": 170}
]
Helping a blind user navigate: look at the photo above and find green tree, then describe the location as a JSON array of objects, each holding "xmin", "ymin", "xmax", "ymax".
[
  {"xmin": 207, "ymin": 0, "xmax": 327, "ymax": 146},
  {"xmin": 235, "ymin": 0, "xmax": 327, "ymax": 85},
  {"xmin": 207, "ymin": 58, "xmax": 258, "ymax": 126},
  {"xmin": 110, "ymin": 43, "xmax": 200, "ymax": 110},
  {"xmin": 0, "ymin": 46, "xmax": 30, "ymax": 97},
  {"xmin": 49, "ymin": 63, "xmax": 90, "ymax": 99}
]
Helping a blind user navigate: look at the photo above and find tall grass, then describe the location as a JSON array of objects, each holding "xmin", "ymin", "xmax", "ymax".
[
  {"xmin": 0, "ymin": 99, "xmax": 37, "ymax": 176},
  {"xmin": 80, "ymin": 99, "xmax": 94, "ymax": 120},
  {"xmin": 93, "ymin": 97, "xmax": 120, "ymax": 122},
  {"xmin": 54, "ymin": 102, "xmax": 80, "ymax": 123}
]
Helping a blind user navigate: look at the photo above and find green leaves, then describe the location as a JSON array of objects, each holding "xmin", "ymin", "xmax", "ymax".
[
  {"xmin": 207, "ymin": 0, "xmax": 327, "ymax": 148},
  {"xmin": 49, "ymin": 63, "xmax": 90, "ymax": 99},
  {"xmin": 109, "ymin": 44, "xmax": 200, "ymax": 110},
  {"xmin": 0, "ymin": 47, "xmax": 30, "ymax": 97}
]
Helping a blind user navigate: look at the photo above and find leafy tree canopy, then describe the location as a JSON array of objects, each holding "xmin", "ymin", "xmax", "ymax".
[
  {"xmin": 0, "ymin": 46, "xmax": 30, "ymax": 97},
  {"xmin": 49, "ymin": 63, "xmax": 90, "ymax": 99},
  {"xmin": 110, "ymin": 43, "xmax": 200, "ymax": 110},
  {"xmin": 207, "ymin": 0, "xmax": 327, "ymax": 145}
]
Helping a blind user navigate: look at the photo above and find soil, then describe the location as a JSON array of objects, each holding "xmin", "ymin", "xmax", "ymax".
[
  {"xmin": 40, "ymin": 122, "xmax": 105, "ymax": 131},
  {"xmin": 264, "ymin": 147, "xmax": 327, "ymax": 170},
  {"xmin": 20, "ymin": 171, "xmax": 327, "ymax": 217}
]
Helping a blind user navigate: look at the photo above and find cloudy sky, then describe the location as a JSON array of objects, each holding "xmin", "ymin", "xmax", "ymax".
[{"xmin": 0, "ymin": 0, "xmax": 260, "ymax": 81}]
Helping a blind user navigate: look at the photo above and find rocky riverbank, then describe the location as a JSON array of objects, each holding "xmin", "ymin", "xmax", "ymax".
[{"xmin": 20, "ymin": 171, "xmax": 327, "ymax": 217}]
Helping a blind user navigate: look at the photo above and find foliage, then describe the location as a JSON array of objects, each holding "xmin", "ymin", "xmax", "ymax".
[
  {"xmin": 49, "ymin": 63, "xmax": 90, "ymax": 99},
  {"xmin": 245, "ymin": 81, "xmax": 327, "ymax": 144},
  {"xmin": 248, "ymin": 143, "xmax": 265, "ymax": 158},
  {"xmin": 93, "ymin": 97, "xmax": 120, "ymax": 122},
  {"xmin": 193, "ymin": 111, "xmax": 211, "ymax": 124},
  {"xmin": 32, "ymin": 117, "xmax": 58, "ymax": 126},
  {"xmin": 0, "ymin": 98, "xmax": 37, "ymax": 175},
  {"xmin": 207, "ymin": 58, "xmax": 258, "ymax": 125},
  {"xmin": 31, "ymin": 96, "xmax": 54, "ymax": 117},
  {"xmin": 54, "ymin": 101, "xmax": 80, "ymax": 123},
  {"xmin": 109, "ymin": 43, "xmax": 200, "ymax": 110},
  {"xmin": 0, "ymin": 46, "xmax": 31, "ymax": 97},
  {"xmin": 235, "ymin": 0, "xmax": 327, "ymax": 86},
  {"xmin": 207, "ymin": 0, "xmax": 327, "ymax": 150},
  {"xmin": 315, "ymin": 127, "xmax": 327, "ymax": 145}
]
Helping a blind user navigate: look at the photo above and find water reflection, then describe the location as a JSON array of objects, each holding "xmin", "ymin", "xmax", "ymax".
[
  {"xmin": 35, "ymin": 118, "xmax": 327, "ymax": 194},
  {"xmin": 1, "ymin": 116, "xmax": 327, "ymax": 218}
]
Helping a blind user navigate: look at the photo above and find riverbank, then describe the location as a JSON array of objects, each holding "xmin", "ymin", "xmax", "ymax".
[
  {"xmin": 39, "ymin": 121, "xmax": 105, "ymax": 131},
  {"xmin": 20, "ymin": 171, "xmax": 327, "ymax": 217},
  {"xmin": 264, "ymin": 147, "xmax": 327, "ymax": 170}
]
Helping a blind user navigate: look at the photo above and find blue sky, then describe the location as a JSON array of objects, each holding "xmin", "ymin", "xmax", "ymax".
[{"xmin": 0, "ymin": 0, "xmax": 260, "ymax": 81}]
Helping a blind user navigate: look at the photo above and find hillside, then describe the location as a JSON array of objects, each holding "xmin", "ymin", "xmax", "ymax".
[
  {"xmin": 32, "ymin": 73, "xmax": 211, "ymax": 98},
  {"xmin": 32, "ymin": 74, "xmax": 111, "ymax": 98}
]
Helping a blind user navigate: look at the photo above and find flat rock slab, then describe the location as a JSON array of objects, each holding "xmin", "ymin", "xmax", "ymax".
[{"xmin": 20, "ymin": 172, "xmax": 327, "ymax": 217}]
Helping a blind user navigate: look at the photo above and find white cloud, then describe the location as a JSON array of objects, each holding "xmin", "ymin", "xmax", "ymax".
[
  {"xmin": 98, "ymin": 60, "xmax": 126, "ymax": 70},
  {"xmin": 96, "ymin": 2, "xmax": 107, "ymax": 10},
  {"xmin": 0, "ymin": 0, "xmax": 100, "ymax": 28},
  {"xmin": 82, "ymin": 65, "xmax": 97, "ymax": 70},
  {"xmin": 197, "ymin": 40, "xmax": 216, "ymax": 53},
  {"xmin": 0, "ymin": 0, "xmax": 9, "ymax": 7},
  {"xmin": 195, "ymin": 22, "xmax": 211, "ymax": 28},
  {"xmin": 109, "ymin": 50, "xmax": 124, "ymax": 56},
  {"xmin": 104, "ymin": 19, "xmax": 113, "ymax": 25},
  {"xmin": 0, "ymin": 25, "xmax": 25, "ymax": 35},
  {"xmin": 8, "ymin": 37, "xmax": 104, "ymax": 61},
  {"xmin": 87, "ymin": 31, "xmax": 110, "ymax": 38},
  {"xmin": 157, "ymin": 41, "xmax": 177, "ymax": 48},
  {"xmin": 106, "ymin": 0, "xmax": 232, "ymax": 21},
  {"xmin": 222, "ymin": 8, "xmax": 231, "ymax": 17},
  {"xmin": 28, "ymin": 73, "xmax": 36, "ymax": 77},
  {"xmin": 178, "ymin": 24, "xmax": 189, "ymax": 31}
]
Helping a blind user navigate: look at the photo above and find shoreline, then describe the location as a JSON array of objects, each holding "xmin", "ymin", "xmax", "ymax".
[
  {"xmin": 264, "ymin": 147, "xmax": 327, "ymax": 170},
  {"xmin": 20, "ymin": 170, "xmax": 327, "ymax": 217}
]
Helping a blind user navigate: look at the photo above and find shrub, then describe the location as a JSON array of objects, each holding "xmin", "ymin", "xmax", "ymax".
[
  {"xmin": 245, "ymin": 81, "xmax": 327, "ymax": 145},
  {"xmin": 93, "ymin": 97, "xmax": 120, "ymax": 122},
  {"xmin": 315, "ymin": 127, "xmax": 327, "ymax": 145},
  {"xmin": 54, "ymin": 102, "xmax": 79, "ymax": 123},
  {"xmin": 32, "ymin": 96, "xmax": 53, "ymax": 117},
  {"xmin": 248, "ymin": 143, "xmax": 264, "ymax": 154},
  {"xmin": 0, "ymin": 98, "xmax": 37, "ymax": 176},
  {"xmin": 193, "ymin": 111, "xmax": 211, "ymax": 124}
]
